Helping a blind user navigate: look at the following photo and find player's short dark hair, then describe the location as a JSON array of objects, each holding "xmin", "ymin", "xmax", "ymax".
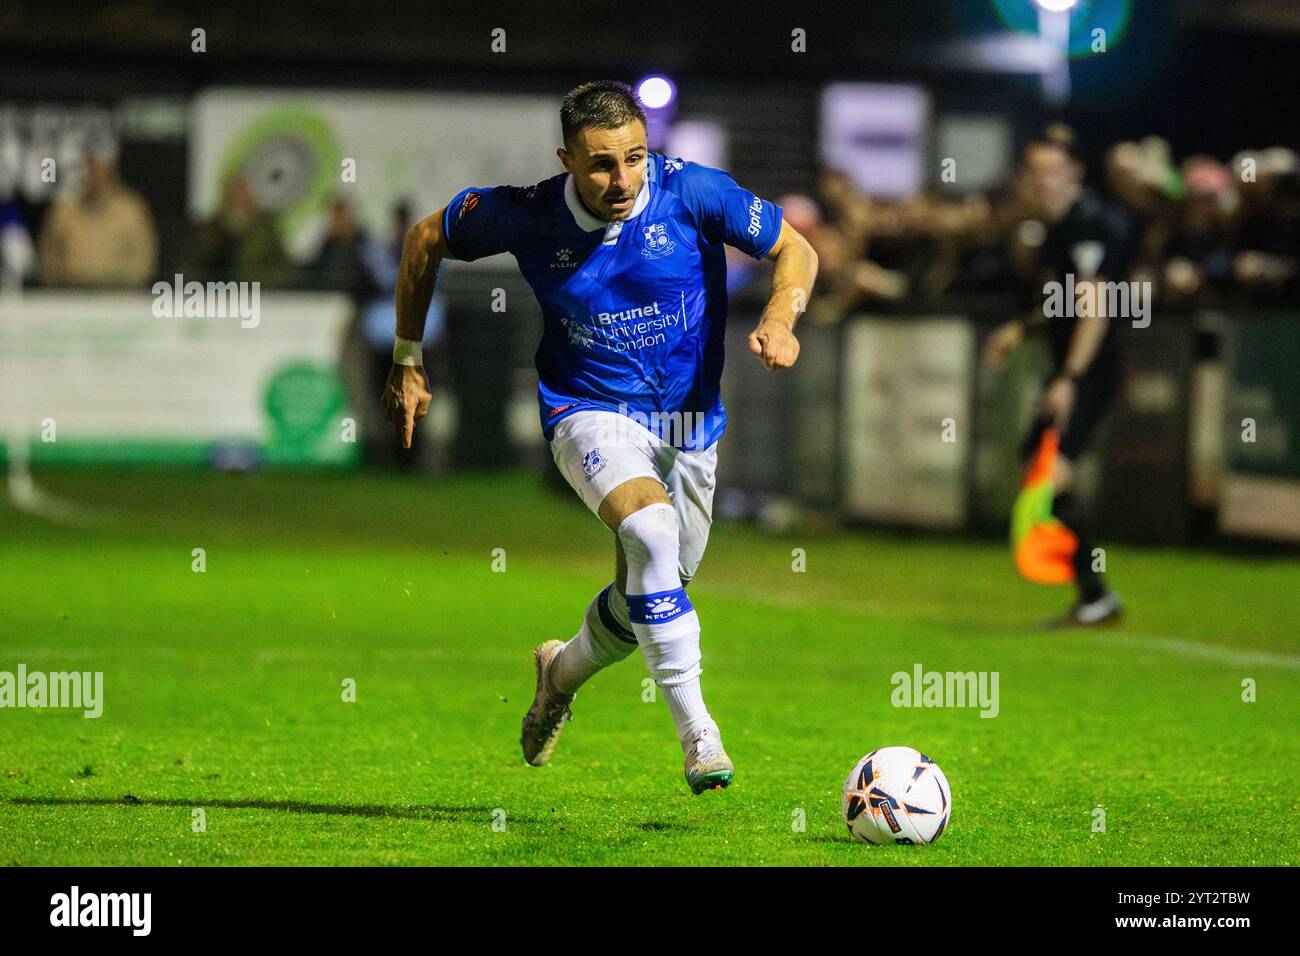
[{"xmin": 560, "ymin": 80, "xmax": 647, "ymax": 149}]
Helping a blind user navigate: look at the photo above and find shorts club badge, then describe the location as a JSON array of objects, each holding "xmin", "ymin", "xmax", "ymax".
[{"xmin": 581, "ymin": 448, "xmax": 608, "ymax": 481}]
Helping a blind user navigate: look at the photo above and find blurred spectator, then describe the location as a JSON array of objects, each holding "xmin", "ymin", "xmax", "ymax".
[
  {"xmin": 779, "ymin": 192, "xmax": 823, "ymax": 246},
  {"xmin": 180, "ymin": 174, "xmax": 295, "ymax": 287},
  {"xmin": 807, "ymin": 169, "xmax": 909, "ymax": 323},
  {"xmin": 805, "ymin": 126, "xmax": 1300, "ymax": 322},
  {"xmin": 309, "ymin": 196, "xmax": 375, "ymax": 300},
  {"xmin": 359, "ymin": 201, "xmax": 446, "ymax": 351},
  {"xmin": 0, "ymin": 198, "xmax": 36, "ymax": 289},
  {"xmin": 38, "ymin": 145, "xmax": 157, "ymax": 288},
  {"xmin": 859, "ymin": 198, "xmax": 929, "ymax": 303},
  {"xmin": 1159, "ymin": 156, "xmax": 1236, "ymax": 306},
  {"xmin": 1230, "ymin": 148, "xmax": 1299, "ymax": 304}
]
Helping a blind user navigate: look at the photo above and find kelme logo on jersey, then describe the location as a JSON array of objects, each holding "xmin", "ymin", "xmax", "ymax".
[
  {"xmin": 640, "ymin": 222, "xmax": 676, "ymax": 259},
  {"xmin": 551, "ymin": 247, "xmax": 576, "ymax": 269},
  {"xmin": 581, "ymin": 447, "xmax": 607, "ymax": 481}
]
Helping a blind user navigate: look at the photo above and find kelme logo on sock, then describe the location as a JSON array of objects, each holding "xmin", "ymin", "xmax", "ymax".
[{"xmin": 627, "ymin": 589, "xmax": 694, "ymax": 624}]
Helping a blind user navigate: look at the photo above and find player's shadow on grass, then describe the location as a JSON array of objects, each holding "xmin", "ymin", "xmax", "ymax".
[{"xmin": 7, "ymin": 795, "xmax": 541, "ymax": 824}]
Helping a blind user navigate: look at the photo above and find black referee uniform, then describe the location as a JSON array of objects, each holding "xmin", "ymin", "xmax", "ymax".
[{"xmin": 1020, "ymin": 189, "xmax": 1132, "ymax": 606}]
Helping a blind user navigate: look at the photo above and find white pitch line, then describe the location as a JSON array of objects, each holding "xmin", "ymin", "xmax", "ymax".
[
  {"xmin": 1074, "ymin": 632, "xmax": 1300, "ymax": 671},
  {"xmin": 702, "ymin": 582, "xmax": 1300, "ymax": 671}
]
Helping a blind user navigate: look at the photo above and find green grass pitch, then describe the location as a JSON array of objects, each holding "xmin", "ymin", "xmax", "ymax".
[{"xmin": 1, "ymin": 469, "xmax": 1297, "ymax": 866}]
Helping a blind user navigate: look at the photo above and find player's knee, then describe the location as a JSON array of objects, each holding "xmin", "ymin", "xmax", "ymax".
[{"xmin": 616, "ymin": 502, "xmax": 680, "ymax": 574}]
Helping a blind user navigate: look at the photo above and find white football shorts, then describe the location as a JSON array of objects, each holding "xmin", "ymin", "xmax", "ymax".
[{"xmin": 549, "ymin": 409, "xmax": 718, "ymax": 584}]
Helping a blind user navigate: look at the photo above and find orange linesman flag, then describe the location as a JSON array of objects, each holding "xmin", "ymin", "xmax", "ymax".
[{"xmin": 1011, "ymin": 427, "xmax": 1077, "ymax": 584}]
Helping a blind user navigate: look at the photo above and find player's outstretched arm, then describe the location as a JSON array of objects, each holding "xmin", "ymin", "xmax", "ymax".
[
  {"xmin": 384, "ymin": 207, "xmax": 453, "ymax": 449},
  {"xmin": 749, "ymin": 219, "xmax": 819, "ymax": 371}
]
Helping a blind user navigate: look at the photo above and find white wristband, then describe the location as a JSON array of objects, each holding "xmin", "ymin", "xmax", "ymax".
[{"xmin": 393, "ymin": 336, "xmax": 423, "ymax": 367}]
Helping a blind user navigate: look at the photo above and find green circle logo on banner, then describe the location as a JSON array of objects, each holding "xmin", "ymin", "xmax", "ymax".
[
  {"xmin": 263, "ymin": 362, "xmax": 346, "ymax": 462},
  {"xmin": 218, "ymin": 108, "xmax": 342, "ymax": 246}
]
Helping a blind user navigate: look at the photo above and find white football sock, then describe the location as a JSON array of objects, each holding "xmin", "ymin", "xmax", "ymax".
[
  {"xmin": 549, "ymin": 584, "xmax": 638, "ymax": 695},
  {"xmin": 660, "ymin": 681, "xmax": 717, "ymax": 747},
  {"xmin": 618, "ymin": 503, "xmax": 714, "ymax": 750}
]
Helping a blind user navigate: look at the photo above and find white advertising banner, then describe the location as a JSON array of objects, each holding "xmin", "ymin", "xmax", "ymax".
[
  {"xmin": 839, "ymin": 315, "xmax": 974, "ymax": 528},
  {"xmin": 0, "ymin": 291, "xmax": 357, "ymax": 467},
  {"xmin": 188, "ymin": 88, "xmax": 559, "ymax": 266}
]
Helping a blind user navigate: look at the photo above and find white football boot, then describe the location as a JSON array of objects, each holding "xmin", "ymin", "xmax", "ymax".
[
  {"xmin": 520, "ymin": 640, "xmax": 575, "ymax": 767},
  {"xmin": 683, "ymin": 725, "xmax": 734, "ymax": 795},
  {"xmin": 1047, "ymin": 591, "xmax": 1123, "ymax": 629}
]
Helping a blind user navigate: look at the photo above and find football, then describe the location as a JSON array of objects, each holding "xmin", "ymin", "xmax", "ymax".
[{"xmin": 842, "ymin": 746, "xmax": 952, "ymax": 845}]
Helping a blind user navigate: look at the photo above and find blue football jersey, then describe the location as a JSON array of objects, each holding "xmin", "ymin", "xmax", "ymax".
[{"xmin": 440, "ymin": 152, "xmax": 783, "ymax": 450}]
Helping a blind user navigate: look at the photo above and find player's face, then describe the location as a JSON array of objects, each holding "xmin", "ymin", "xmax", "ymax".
[{"xmin": 560, "ymin": 121, "xmax": 648, "ymax": 222}]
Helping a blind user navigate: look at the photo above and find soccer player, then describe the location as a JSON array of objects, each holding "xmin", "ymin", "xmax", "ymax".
[
  {"xmin": 986, "ymin": 131, "xmax": 1129, "ymax": 627},
  {"xmin": 383, "ymin": 81, "xmax": 818, "ymax": 793}
]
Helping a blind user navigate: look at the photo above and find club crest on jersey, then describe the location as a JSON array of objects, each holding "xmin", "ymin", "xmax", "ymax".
[
  {"xmin": 581, "ymin": 448, "xmax": 607, "ymax": 481},
  {"xmin": 641, "ymin": 222, "xmax": 676, "ymax": 259}
]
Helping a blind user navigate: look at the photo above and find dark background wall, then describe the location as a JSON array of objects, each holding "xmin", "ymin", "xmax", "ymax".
[{"xmin": 3, "ymin": 0, "xmax": 1297, "ymax": 165}]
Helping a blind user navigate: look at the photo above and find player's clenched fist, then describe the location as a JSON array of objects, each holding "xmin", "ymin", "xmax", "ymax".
[
  {"xmin": 382, "ymin": 364, "xmax": 432, "ymax": 449},
  {"xmin": 748, "ymin": 320, "xmax": 800, "ymax": 371}
]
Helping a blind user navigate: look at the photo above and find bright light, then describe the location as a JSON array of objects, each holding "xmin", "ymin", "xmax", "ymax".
[
  {"xmin": 636, "ymin": 75, "xmax": 676, "ymax": 110},
  {"xmin": 1033, "ymin": 0, "xmax": 1079, "ymax": 11}
]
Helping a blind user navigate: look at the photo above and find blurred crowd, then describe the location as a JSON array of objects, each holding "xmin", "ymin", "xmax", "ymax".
[
  {"xmin": 786, "ymin": 133, "xmax": 1300, "ymax": 322},
  {"xmin": 0, "ymin": 143, "xmax": 412, "ymax": 304},
  {"xmin": 0, "ymin": 141, "xmax": 443, "ymax": 466},
  {"xmin": 3, "ymin": 132, "xmax": 1297, "ymax": 320}
]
